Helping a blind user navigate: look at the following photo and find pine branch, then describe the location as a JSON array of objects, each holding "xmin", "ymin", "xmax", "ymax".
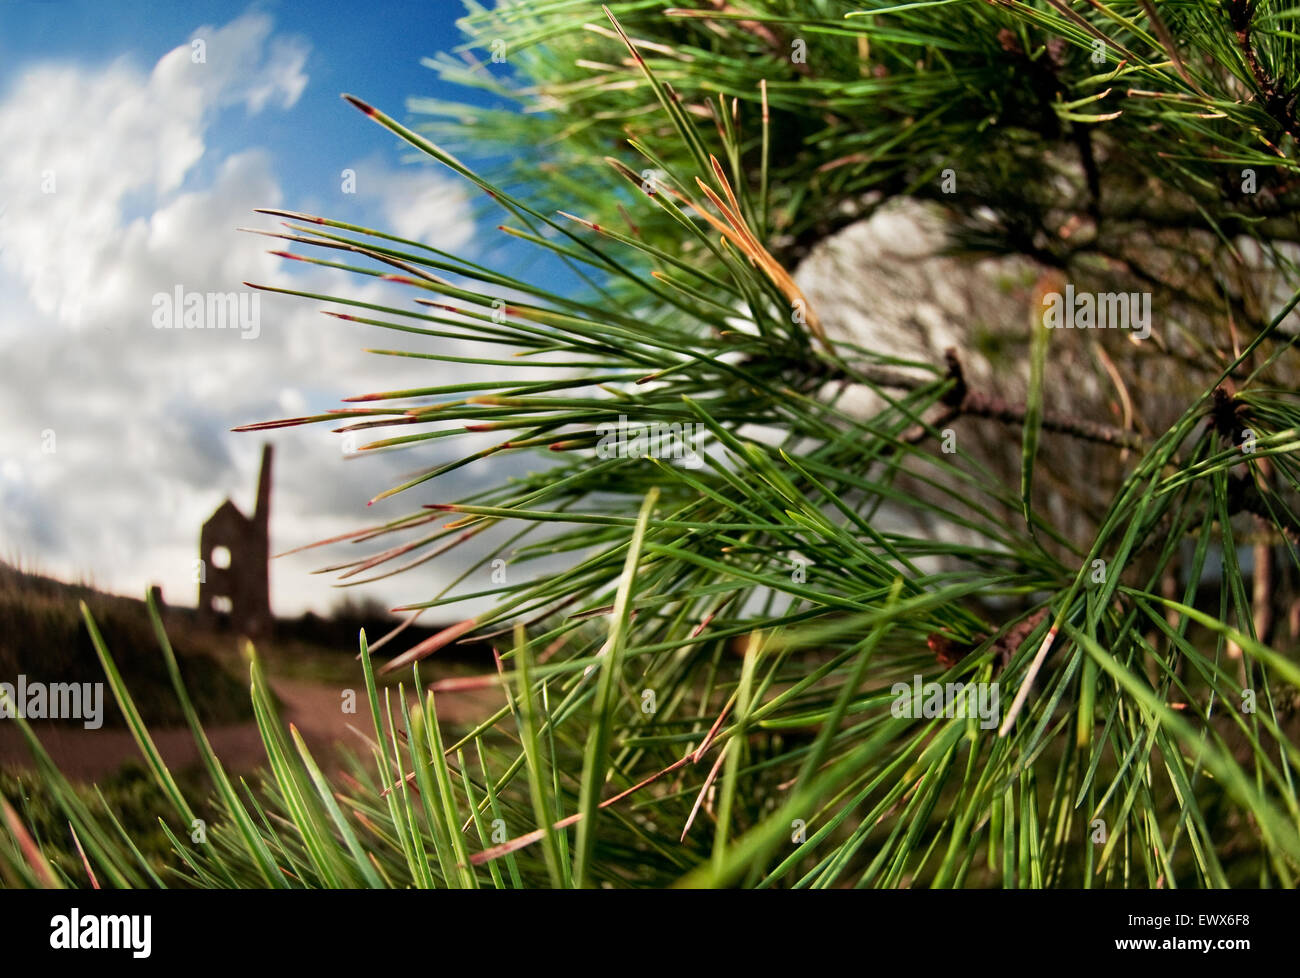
[
  {"xmin": 1227, "ymin": 0, "xmax": 1300, "ymax": 140},
  {"xmin": 826, "ymin": 350, "xmax": 1144, "ymax": 451}
]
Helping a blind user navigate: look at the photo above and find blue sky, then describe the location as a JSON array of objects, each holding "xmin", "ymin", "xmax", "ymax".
[
  {"xmin": 0, "ymin": 1, "xmax": 558, "ymax": 618},
  {"xmin": 0, "ymin": 1, "xmax": 512, "ymax": 232}
]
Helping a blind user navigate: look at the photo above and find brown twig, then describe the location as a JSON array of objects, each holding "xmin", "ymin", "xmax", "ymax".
[
  {"xmin": 829, "ymin": 349, "xmax": 1145, "ymax": 452},
  {"xmin": 957, "ymin": 387, "xmax": 1144, "ymax": 450}
]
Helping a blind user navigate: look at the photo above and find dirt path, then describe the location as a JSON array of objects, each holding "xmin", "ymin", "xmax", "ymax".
[{"xmin": 0, "ymin": 676, "xmax": 503, "ymax": 781}]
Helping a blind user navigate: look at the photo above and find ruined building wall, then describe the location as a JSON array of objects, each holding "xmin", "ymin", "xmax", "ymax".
[{"xmin": 196, "ymin": 444, "xmax": 273, "ymax": 637}]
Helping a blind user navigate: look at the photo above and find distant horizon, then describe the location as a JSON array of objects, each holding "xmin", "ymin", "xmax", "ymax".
[{"xmin": 0, "ymin": 555, "xmax": 467, "ymax": 634}]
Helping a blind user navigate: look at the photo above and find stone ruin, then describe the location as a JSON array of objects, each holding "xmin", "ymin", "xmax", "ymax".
[{"xmin": 197, "ymin": 444, "xmax": 273, "ymax": 637}]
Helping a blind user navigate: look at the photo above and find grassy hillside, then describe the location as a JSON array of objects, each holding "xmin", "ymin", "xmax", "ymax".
[
  {"xmin": 0, "ymin": 563, "xmax": 250, "ymax": 727},
  {"xmin": 0, "ymin": 561, "xmax": 498, "ymax": 732}
]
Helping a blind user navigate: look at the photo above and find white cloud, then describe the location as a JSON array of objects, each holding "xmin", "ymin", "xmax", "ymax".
[
  {"xmin": 375, "ymin": 162, "xmax": 477, "ymax": 253},
  {"xmin": 0, "ymin": 13, "xmax": 308, "ymax": 327}
]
